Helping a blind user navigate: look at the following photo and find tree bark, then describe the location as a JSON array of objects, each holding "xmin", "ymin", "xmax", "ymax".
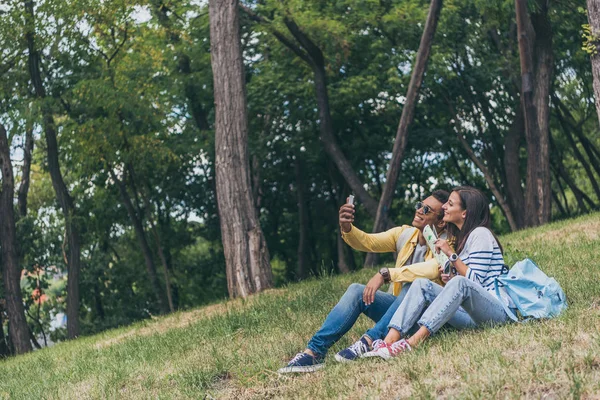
[
  {"xmin": 18, "ymin": 123, "xmax": 34, "ymax": 217},
  {"xmin": 0, "ymin": 306, "xmax": 10, "ymax": 357},
  {"xmin": 108, "ymin": 168, "xmax": 169, "ymax": 313},
  {"xmin": 553, "ymin": 169, "xmax": 571, "ymax": 216},
  {"xmin": 294, "ymin": 158, "xmax": 313, "ymax": 279},
  {"xmin": 503, "ymin": 108, "xmax": 526, "ymax": 228},
  {"xmin": 587, "ymin": 0, "xmax": 600, "ymax": 127},
  {"xmin": 25, "ymin": 0, "xmax": 81, "ymax": 338},
  {"xmin": 456, "ymin": 132, "xmax": 519, "ymax": 231},
  {"xmin": 371, "ymin": 0, "xmax": 443, "ymax": 238},
  {"xmin": 0, "ymin": 124, "xmax": 32, "ymax": 355},
  {"xmin": 554, "ymin": 96, "xmax": 600, "ymax": 179},
  {"xmin": 515, "ymin": 0, "xmax": 553, "ymax": 227},
  {"xmin": 209, "ymin": 0, "xmax": 273, "ymax": 298},
  {"xmin": 555, "ymin": 111, "xmax": 600, "ymax": 201}
]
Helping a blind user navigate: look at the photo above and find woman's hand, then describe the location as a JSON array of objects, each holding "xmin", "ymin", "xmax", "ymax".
[
  {"xmin": 363, "ymin": 273, "xmax": 384, "ymax": 305},
  {"xmin": 439, "ymin": 266, "xmax": 451, "ymax": 284},
  {"xmin": 434, "ymin": 238, "xmax": 453, "ymax": 257}
]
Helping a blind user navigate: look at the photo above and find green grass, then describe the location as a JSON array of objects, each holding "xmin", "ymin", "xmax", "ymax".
[{"xmin": 2, "ymin": 213, "xmax": 600, "ymax": 399}]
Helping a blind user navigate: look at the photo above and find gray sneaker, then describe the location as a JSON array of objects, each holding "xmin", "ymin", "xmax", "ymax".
[
  {"xmin": 334, "ymin": 337, "xmax": 371, "ymax": 363},
  {"xmin": 278, "ymin": 352, "xmax": 325, "ymax": 373}
]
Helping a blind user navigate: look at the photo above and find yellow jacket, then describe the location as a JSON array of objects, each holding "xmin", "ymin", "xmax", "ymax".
[{"xmin": 341, "ymin": 224, "xmax": 444, "ymax": 295}]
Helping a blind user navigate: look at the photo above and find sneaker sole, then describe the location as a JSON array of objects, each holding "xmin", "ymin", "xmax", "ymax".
[
  {"xmin": 277, "ymin": 364, "xmax": 325, "ymax": 374},
  {"xmin": 362, "ymin": 350, "xmax": 392, "ymax": 360},
  {"xmin": 334, "ymin": 354, "xmax": 355, "ymax": 363}
]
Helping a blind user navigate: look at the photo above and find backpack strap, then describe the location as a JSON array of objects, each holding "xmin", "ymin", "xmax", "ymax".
[{"xmin": 494, "ymin": 279, "xmax": 519, "ymax": 323}]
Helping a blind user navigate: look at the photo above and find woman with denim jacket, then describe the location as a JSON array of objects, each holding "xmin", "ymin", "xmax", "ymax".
[{"xmin": 364, "ymin": 186, "xmax": 514, "ymax": 359}]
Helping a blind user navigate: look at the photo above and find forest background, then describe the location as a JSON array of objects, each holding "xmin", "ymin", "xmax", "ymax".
[{"xmin": 0, "ymin": 0, "xmax": 599, "ymax": 355}]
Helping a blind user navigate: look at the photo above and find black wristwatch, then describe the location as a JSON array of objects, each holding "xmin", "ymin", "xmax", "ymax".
[
  {"xmin": 449, "ymin": 253, "xmax": 459, "ymax": 263},
  {"xmin": 379, "ymin": 267, "xmax": 391, "ymax": 283}
]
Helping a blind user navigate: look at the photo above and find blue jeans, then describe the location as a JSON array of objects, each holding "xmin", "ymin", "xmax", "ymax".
[
  {"xmin": 306, "ymin": 281, "xmax": 473, "ymax": 356},
  {"xmin": 306, "ymin": 283, "xmax": 412, "ymax": 356},
  {"xmin": 388, "ymin": 277, "xmax": 511, "ymax": 336}
]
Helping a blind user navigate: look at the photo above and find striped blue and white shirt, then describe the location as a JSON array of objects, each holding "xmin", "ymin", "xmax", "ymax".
[{"xmin": 449, "ymin": 227, "xmax": 512, "ymax": 306}]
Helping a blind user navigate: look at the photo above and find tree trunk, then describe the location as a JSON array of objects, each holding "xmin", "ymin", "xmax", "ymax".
[
  {"xmin": 456, "ymin": 132, "xmax": 519, "ymax": 231},
  {"xmin": 209, "ymin": 0, "xmax": 273, "ymax": 298},
  {"xmin": 551, "ymin": 190, "xmax": 567, "ymax": 217},
  {"xmin": 150, "ymin": 225, "xmax": 175, "ymax": 312},
  {"xmin": 555, "ymin": 111, "xmax": 600, "ymax": 201},
  {"xmin": 554, "ymin": 96, "xmax": 600, "ymax": 179},
  {"xmin": 371, "ymin": 0, "xmax": 443, "ymax": 236},
  {"xmin": 0, "ymin": 306, "xmax": 10, "ymax": 357},
  {"xmin": 25, "ymin": 0, "xmax": 81, "ymax": 338},
  {"xmin": 108, "ymin": 168, "xmax": 169, "ymax": 313},
  {"xmin": 0, "ymin": 124, "xmax": 32, "ymax": 355},
  {"xmin": 18, "ymin": 123, "xmax": 34, "ymax": 217},
  {"xmin": 294, "ymin": 158, "xmax": 313, "ymax": 279},
  {"xmin": 553, "ymin": 169, "xmax": 571, "ymax": 216},
  {"xmin": 587, "ymin": 0, "xmax": 600, "ymax": 126},
  {"xmin": 503, "ymin": 108, "xmax": 525, "ymax": 228},
  {"xmin": 515, "ymin": 0, "xmax": 553, "ymax": 227}
]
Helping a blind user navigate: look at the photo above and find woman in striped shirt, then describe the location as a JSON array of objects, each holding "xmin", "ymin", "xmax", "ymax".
[{"xmin": 364, "ymin": 186, "xmax": 514, "ymax": 359}]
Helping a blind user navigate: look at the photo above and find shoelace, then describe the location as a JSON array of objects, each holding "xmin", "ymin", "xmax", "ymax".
[
  {"xmin": 289, "ymin": 352, "xmax": 307, "ymax": 365},
  {"xmin": 389, "ymin": 339, "xmax": 411, "ymax": 356},
  {"xmin": 348, "ymin": 340, "xmax": 368, "ymax": 355},
  {"xmin": 371, "ymin": 339, "xmax": 386, "ymax": 350}
]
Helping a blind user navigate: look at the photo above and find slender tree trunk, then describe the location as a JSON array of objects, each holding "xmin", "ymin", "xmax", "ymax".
[
  {"xmin": 294, "ymin": 158, "xmax": 313, "ymax": 279},
  {"xmin": 551, "ymin": 190, "xmax": 567, "ymax": 217},
  {"xmin": 209, "ymin": 0, "xmax": 273, "ymax": 298},
  {"xmin": 25, "ymin": 0, "xmax": 81, "ymax": 338},
  {"xmin": 308, "ymin": 51, "xmax": 379, "ymax": 217},
  {"xmin": 0, "ymin": 306, "xmax": 10, "ymax": 357},
  {"xmin": 150, "ymin": 225, "xmax": 175, "ymax": 312},
  {"xmin": 555, "ymin": 111, "xmax": 600, "ymax": 201},
  {"xmin": 515, "ymin": 0, "xmax": 553, "ymax": 227},
  {"xmin": 372, "ymin": 0, "xmax": 442, "ymax": 234},
  {"xmin": 586, "ymin": 0, "xmax": 600, "ymax": 126},
  {"xmin": 18, "ymin": 123, "xmax": 34, "ymax": 217},
  {"xmin": 108, "ymin": 168, "xmax": 169, "ymax": 313},
  {"xmin": 554, "ymin": 96, "xmax": 600, "ymax": 179},
  {"xmin": 456, "ymin": 132, "xmax": 519, "ymax": 231},
  {"xmin": 0, "ymin": 124, "xmax": 32, "ymax": 354},
  {"xmin": 503, "ymin": 109, "xmax": 526, "ymax": 228},
  {"xmin": 553, "ymin": 169, "xmax": 571, "ymax": 216},
  {"xmin": 363, "ymin": 0, "xmax": 443, "ymax": 267}
]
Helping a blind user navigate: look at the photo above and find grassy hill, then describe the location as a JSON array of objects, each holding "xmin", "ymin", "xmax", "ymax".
[{"xmin": 2, "ymin": 214, "xmax": 600, "ymax": 399}]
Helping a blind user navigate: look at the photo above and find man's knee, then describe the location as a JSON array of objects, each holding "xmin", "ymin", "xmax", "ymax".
[{"xmin": 346, "ymin": 283, "xmax": 365, "ymax": 298}]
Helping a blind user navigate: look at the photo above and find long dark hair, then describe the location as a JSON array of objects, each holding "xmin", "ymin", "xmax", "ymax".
[{"xmin": 446, "ymin": 186, "xmax": 503, "ymax": 254}]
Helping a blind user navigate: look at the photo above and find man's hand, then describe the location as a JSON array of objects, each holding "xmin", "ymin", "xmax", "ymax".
[
  {"xmin": 363, "ymin": 273, "xmax": 384, "ymax": 305},
  {"xmin": 434, "ymin": 238, "xmax": 453, "ymax": 257},
  {"xmin": 339, "ymin": 201, "xmax": 355, "ymax": 233}
]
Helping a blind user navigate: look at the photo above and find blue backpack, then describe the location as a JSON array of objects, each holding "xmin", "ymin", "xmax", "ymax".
[{"xmin": 494, "ymin": 258, "xmax": 567, "ymax": 322}]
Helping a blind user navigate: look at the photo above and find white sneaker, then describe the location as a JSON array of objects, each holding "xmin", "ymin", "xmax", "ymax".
[{"xmin": 363, "ymin": 339, "xmax": 411, "ymax": 360}]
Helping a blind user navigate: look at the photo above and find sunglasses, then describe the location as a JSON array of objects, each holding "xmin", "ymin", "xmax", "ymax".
[{"xmin": 415, "ymin": 201, "xmax": 435, "ymax": 215}]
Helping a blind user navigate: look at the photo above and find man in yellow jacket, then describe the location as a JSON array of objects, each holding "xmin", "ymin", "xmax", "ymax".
[{"xmin": 279, "ymin": 190, "xmax": 460, "ymax": 373}]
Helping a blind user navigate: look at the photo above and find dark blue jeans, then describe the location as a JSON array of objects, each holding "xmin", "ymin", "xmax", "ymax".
[{"xmin": 306, "ymin": 283, "xmax": 412, "ymax": 356}]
